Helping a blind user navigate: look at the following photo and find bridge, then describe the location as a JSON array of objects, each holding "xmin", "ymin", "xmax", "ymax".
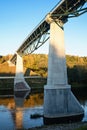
[
  {"xmin": 10, "ymin": 0, "xmax": 87, "ymax": 63},
  {"xmin": 10, "ymin": 0, "xmax": 87, "ymax": 124}
]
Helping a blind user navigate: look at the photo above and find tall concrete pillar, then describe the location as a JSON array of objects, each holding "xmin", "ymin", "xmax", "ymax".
[
  {"xmin": 14, "ymin": 53, "xmax": 24, "ymax": 84},
  {"xmin": 44, "ymin": 17, "xmax": 84, "ymax": 124},
  {"xmin": 14, "ymin": 53, "xmax": 30, "ymax": 92}
]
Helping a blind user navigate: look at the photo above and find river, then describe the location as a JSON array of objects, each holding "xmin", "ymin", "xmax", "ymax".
[{"xmin": 0, "ymin": 90, "xmax": 87, "ymax": 130}]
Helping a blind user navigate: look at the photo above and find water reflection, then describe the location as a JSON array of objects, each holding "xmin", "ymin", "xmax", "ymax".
[
  {"xmin": 0, "ymin": 106, "xmax": 15, "ymax": 130},
  {"xmin": 13, "ymin": 89, "xmax": 30, "ymax": 129},
  {"xmin": 0, "ymin": 91, "xmax": 87, "ymax": 129},
  {"xmin": 0, "ymin": 91, "xmax": 44, "ymax": 130},
  {"xmin": 14, "ymin": 89, "xmax": 30, "ymax": 107}
]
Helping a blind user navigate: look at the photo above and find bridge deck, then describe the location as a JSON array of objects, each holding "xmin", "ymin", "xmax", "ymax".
[{"xmin": 10, "ymin": 0, "xmax": 87, "ymax": 63}]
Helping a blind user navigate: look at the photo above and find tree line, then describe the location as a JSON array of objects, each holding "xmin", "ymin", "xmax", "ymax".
[{"xmin": 0, "ymin": 54, "xmax": 87, "ymax": 85}]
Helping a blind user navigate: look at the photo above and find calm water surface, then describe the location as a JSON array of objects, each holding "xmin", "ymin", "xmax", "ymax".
[{"xmin": 0, "ymin": 92, "xmax": 87, "ymax": 130}]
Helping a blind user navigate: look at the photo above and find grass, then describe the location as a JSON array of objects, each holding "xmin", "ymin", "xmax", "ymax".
[
  {"xmin": 75, "ymin": 125, "xmax": 87, "ymax": 130},
  {"xmin": 16, "ymin": 124, "xmax": 87, "ymax": 130}
]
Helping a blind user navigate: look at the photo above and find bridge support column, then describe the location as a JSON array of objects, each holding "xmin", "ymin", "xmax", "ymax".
[
  {"xmin": 14, "ymin": 53, "xmax": 30, "ymax": 103},
  {"xmin": 44, "ymin": 19, "xmax": 84, "ymax": 124}
]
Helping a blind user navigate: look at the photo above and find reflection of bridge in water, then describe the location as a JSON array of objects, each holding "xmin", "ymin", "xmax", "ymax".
[
  {"xmin": 0, "ymin": 93, "xmax": 43, "ymax": 130},
  {"xmin": 9, "ymin": 0, "xmax": 87, "ymax": 124},
  {"xmin": 14, "ymin": 89, "xmax": 29, "ymax": 129}
]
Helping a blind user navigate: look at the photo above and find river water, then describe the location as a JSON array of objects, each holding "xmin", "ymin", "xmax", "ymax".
[{"xmin": 0, "ymin": 91, "xmax": 87, "ymax": 130}]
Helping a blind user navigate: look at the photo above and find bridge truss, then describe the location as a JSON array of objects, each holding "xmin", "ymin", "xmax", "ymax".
[{"xmin": 11, "ymin": 0, "xmax": 87, "ymax": 63}]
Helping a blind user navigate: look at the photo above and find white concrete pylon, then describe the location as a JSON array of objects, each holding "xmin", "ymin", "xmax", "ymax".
[
  {"xmin": 14, "ymin": 53, "xmax": 24, "ymax": 83},
  {"xmin": 47, "ymin": 19, "xmax": 68, "ymax": 87},
  {"xmin": 44, "ymin": 18, "xmax": 84, "ymax": 124},
  {"xmin": 14, "ymin": 53, "xmax": 30, "ymax": 92}
]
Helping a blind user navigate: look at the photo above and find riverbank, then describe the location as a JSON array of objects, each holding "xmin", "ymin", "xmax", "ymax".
[{"xmin": 29, "ymin": 122, "xmax": 87, "ymax": 130}]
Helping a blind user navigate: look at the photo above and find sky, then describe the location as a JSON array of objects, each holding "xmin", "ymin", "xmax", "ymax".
[{"xmin": 0, "ymin": 0, "xmax": 87, "ymax": 56}]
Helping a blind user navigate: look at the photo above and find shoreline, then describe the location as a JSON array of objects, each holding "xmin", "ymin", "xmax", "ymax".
[{"xmin": 29, "ymin": 122, "xmax": 87, "ymax": 130}]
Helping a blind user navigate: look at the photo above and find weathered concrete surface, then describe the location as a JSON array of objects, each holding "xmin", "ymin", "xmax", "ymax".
[
  {"xmin": 14, "ymin": 53, "xmax": 30, "ymax": 90},
  {"xmin": 44, "ymin": 20, "xmax": 84, "ymax": 123},
  {"xmin": 44, "ymin": 88, "xmax": 83, "ymax": 117},
  {"xmin": 47, "ymin": 20, "xmax": 67, "ymax": 86},
  {"xmin": 14, "ymin": 53, "xmax": 30, "ymax": 105}
]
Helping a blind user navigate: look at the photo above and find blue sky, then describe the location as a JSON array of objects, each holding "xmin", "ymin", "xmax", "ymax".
[{"xmin": 0, "ymin": 0, "xmax": 87, "ymax": 56}]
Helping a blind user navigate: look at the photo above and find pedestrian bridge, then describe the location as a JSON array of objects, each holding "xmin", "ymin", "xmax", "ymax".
[{"xmin": 10, "ymin": 0, "xmax": 87, "ymax": 124}]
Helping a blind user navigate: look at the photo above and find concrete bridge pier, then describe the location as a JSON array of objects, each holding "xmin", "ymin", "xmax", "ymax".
[
  {"xmin": 44, "ymin": 17, "xmax": 84, "ymax": 124},
  {"xmin": 14, "ymin": 53, "xmax": 30, "ymax": 92}
]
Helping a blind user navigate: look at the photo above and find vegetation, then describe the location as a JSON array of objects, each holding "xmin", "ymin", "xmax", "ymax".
[
  {"xmin": 0, "ymin": 54, "xmax": 87, "ymax": 88},
  {"xmin": 0, "ymin": 54, "xmax": 12, "ymax": 64},
  {"xmin": 75, "ymin": 125, "xmax": 87, "ymax": 130},
  {"xmin": 66, "ymin": 55, "xmax": 87, "ymax": 85},
  {"xmin": 23, "ymin": 54, "xmax": 48, "ymax": 77},
  {"xmin": 0, "ymin": 54, "xmax": 87, "ymax": 130}
]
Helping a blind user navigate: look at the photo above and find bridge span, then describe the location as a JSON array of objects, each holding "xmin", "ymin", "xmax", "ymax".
[
  {"xmin": 10, "ymin": 0, "xmax": 87, "ymax": 63},
  {"xmin": 10, "ymin": 0, "xmax": 87, "ymax": 124}
]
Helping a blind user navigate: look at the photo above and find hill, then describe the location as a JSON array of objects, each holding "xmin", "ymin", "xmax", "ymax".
[{"xmin": 0, "ymin": 54, "xmax": 87, "ymax": 85}]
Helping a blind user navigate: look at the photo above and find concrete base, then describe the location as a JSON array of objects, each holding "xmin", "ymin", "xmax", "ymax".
[
  {"xmin": 44, "ymin": 113, "xmax": 84, "ymax": 125},
  {"xmin": 43, "ymin": 20, "xmax": 84, "ymax": 124},
  {"xmin": 44, "ymin": 85, "xmax": 84, "ymax": 124}
]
